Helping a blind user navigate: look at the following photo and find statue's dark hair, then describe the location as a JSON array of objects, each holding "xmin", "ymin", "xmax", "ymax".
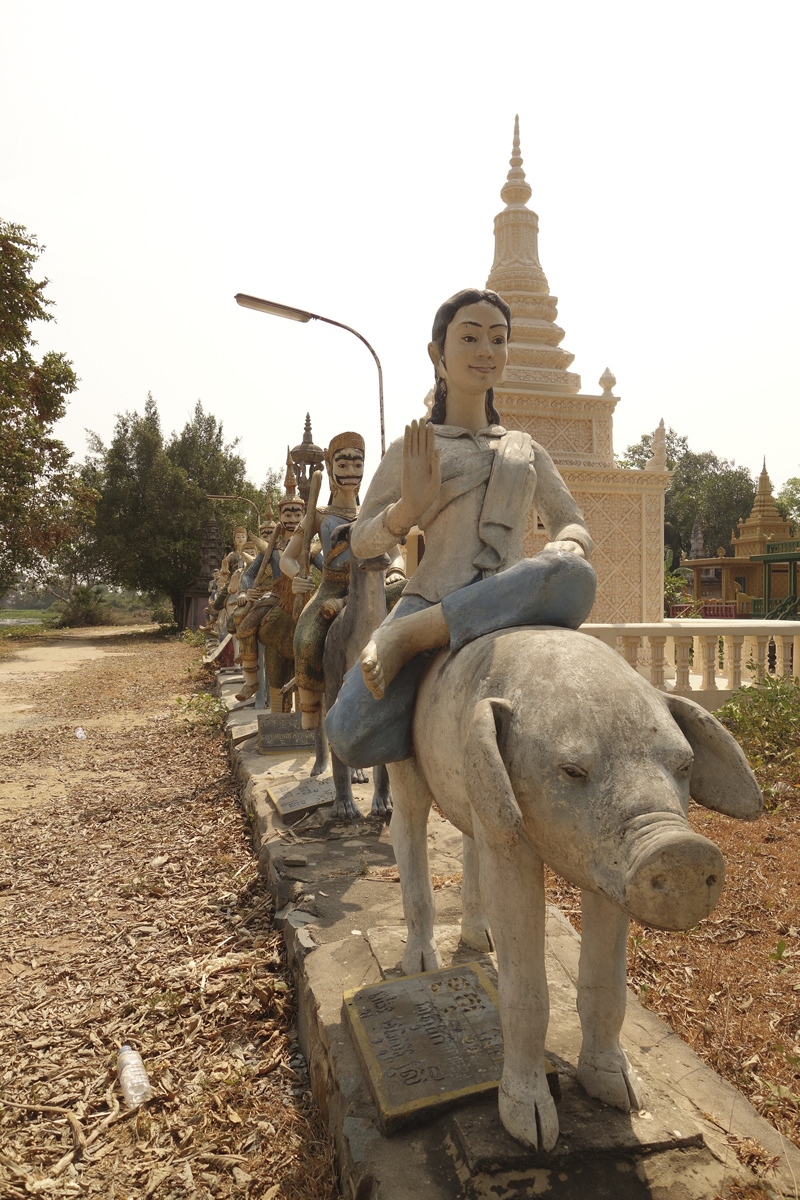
[{"xmin": 428, "ymin": 288, "xmax": 511, "ymax": 426}]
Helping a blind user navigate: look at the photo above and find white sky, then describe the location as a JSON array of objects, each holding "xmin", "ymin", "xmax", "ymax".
[{"xmin": 3, "ymin": 0, "xmax": 799, "ymax": 497}]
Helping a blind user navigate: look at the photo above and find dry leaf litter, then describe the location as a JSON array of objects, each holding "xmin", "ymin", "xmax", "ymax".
[{"xmin": 0, "ymin": 631, "xmax": 337, "ymax": 1199}]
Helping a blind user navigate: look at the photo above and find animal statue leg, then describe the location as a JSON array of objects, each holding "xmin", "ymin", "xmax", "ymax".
[
  {"xmin": 576, "ymin": 889, "xmax": 644, "ymax": 1111},
  {"xmin": 330, "ymin": 749, "xmax": 362, "ymax": 821},
  {"xmin": 351, "ymin": 766, "xmax": 368, "ymax": 784},
  {"xmin": 460, "ymin": 834, "xmax": 491, "ymax": 952},
  {"xmin": 370, "ymin": 764, "xmax": 392, "ymax": 818},
  {"xmin": 311, "ymin": 705, "xmax": 330, "ymax": 778},
  {"xmin": 389, "ymin": 758, "xmax": 443, "ymax": 974},
  {"xmin": 473, "ymin": 818, "xmax": 559, "ymax": 1152}
]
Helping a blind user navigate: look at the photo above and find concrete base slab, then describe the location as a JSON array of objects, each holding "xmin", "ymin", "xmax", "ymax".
[{"xmin": 221, "ymin": 670, "xmax": 800, "ymax": 1200}]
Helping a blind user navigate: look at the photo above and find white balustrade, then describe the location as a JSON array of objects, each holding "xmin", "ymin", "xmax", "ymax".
[{"xmin": 581, "ymin": 619, "xmax": 800, "ymax": 711}]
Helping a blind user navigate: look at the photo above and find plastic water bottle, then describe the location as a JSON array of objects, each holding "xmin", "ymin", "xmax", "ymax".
[{"xmin": 117, "ymin": 1045, "xmax": 153, "ymax": 1107}]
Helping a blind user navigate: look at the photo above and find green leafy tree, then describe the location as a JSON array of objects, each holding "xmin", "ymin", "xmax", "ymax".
[
  {"xmin": 776, "ymin": 477, "xmax": 800, "ymax": 533},
  {"xmin": 0, "ymin": 220, "xmax": 95, "ymax": 595},
  {"xmin": 88, "ymin": 396, "xmax": 208, "ymax": 621},
  {"xmin": 620, "ymin": 428, "xmax": 756, "ymax": 560},
  {"xmin": 666, "ymin": 451, "xmax": 755, "ymax": 559},
  {"xmin": 263, "ymin": 466, "xmax": 283, "ymax": 520},
  {"xmin": 85, "ymin": 395, "xmax": 277, "ymax": 624}
]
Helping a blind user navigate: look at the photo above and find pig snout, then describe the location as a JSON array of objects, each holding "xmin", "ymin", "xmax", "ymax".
[{"xmin": 622, "ymin": 814, "xmax": 725, "ymax": 931}]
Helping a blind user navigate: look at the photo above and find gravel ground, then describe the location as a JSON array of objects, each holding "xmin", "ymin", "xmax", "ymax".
[{"xmin": 0, "ymin": 631, "xmax": 338, "ymax": 1200}]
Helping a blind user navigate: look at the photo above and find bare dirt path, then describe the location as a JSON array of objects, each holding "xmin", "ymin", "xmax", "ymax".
[{"xmin": 0, "ymin": 630, "xmax": 337, "ymax": 1199}]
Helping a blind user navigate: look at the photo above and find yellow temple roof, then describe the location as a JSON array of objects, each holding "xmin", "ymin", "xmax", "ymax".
[{"xmin": 732, "ymin": 460, "xmax": 792, "ymax": 557}]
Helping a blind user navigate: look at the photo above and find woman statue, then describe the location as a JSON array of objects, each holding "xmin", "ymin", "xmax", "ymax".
[{"xmin": 326, "ymin": 288, "xmax": 597, "ymax": 767}]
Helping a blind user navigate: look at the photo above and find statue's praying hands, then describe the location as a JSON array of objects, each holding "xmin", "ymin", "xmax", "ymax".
[{"xmin": 386, "ymin": 419, "xmax": 441, "ymax": 537}]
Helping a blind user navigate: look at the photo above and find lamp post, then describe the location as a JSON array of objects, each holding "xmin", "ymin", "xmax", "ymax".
[{"xmin": 235, "ymin": 292, "xmax": 386, "ymax": 457}]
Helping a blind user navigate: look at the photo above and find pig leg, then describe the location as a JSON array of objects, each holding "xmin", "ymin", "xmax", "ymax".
[
  {"xmin": 474, "ymin": 821, "xmax": 558, "ymax": 1152},
  {"xmin": 460, "ymin": 834, "xmax": 492, "ymax": 952},
  {"xmin": 576, "ymin": 890, "xmax": 644, "ymax": 1111},
  {"xmin": 388, "ymin": 759, "xmax": 443, "ymax": 975}
]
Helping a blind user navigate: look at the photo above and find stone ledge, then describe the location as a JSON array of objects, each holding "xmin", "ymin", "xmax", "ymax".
[{"xmin": 224, "ymin": 682, "xmax": 800, "ymax": 1199}]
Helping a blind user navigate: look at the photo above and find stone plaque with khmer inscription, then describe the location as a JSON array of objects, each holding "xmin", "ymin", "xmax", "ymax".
[
  {"xmin": 265, "ymin": 773, "xmax": 336, "ymax": 817},
  {"xmin": 344, "ymin": 963, "xmax": 504, "ymax": 1133},
  {"xmin": 257, "ymin": 711, "xmax": 316, "ymax": 754}
]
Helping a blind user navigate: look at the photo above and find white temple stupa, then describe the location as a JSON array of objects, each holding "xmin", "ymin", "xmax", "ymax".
[{"xmin": 487, "ymin": 118, "xmax": 670, "ymax": 623}]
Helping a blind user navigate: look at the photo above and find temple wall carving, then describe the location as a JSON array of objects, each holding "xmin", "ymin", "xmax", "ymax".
[{"xmin": 523, "ymin": 468, "xmax": 666, "ymax": 624}]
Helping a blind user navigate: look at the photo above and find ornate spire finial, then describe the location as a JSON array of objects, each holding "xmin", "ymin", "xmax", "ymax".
[
  {"xmin": 303, "ymin": 412, "xmax": 313, "ymax": 444},
  {"xmin": 511, "ymin": 113, "xmax": 522, "ymax": 166},
  {"xmin": 500, "ymin": 114, "xmax": 532, "ymax": 208},
  {"xmin": 599, "ymin": 367, "xmax": 616, "ymax": 395}
]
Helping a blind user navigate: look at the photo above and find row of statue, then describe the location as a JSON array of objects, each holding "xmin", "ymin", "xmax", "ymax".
[{"xmin": 204, "ymin": 288, "xmax": 763, "ymax": 1154}]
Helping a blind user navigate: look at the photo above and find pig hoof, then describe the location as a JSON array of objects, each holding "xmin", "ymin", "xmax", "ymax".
[
  {"xmin": 498, "ymin": 1078, "xmax": 559, "ymax": 1151},
  {"xmin": 577, "ymin": 1049, "xmax": 644, "ymax": 1112},
  {"xmin": 401, "ymin": 940, "xmax": 443, "ymax": 975},
  {"xmin": 461, "ymin": 923, "xmax": 493, "ymax": 953}
]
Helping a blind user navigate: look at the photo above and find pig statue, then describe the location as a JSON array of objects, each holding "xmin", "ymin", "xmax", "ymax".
[{"xmin": 386, "ymin": 626, "xmax": 762, "ymax": 1151}]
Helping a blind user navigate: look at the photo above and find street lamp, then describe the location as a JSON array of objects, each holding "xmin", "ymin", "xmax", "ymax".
[{"xmin": 235, "ymin": 292, "xmax": 386, "ymax": 457}]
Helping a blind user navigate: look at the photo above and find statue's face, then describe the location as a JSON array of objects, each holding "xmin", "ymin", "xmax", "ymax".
[
  {"xmin": 434, "ymin": 301, "xmax": 508, "ymax": 399},
  {"xmin": 280, "ymin": 502, "xmax": 304, "ymax": 533},
  {"xmin": 330, "ymin": 447, "xmax": 364, "ymax": 500},
  {"xmin": 233, "ymin": 529, "xmax": 248, "ymax": 550},
  {"xmin": 259, "ymin": 521, "xmax": 276, "ymax": 538}
]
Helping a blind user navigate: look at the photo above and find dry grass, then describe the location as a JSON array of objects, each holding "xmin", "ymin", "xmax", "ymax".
[
  {"xmin": 0, "ymin": 632, "xmax": 338, "ymax": 1200},
  {"xmin": 546, "ymin": 760, "xmax": 800, "ymax": 1156}
]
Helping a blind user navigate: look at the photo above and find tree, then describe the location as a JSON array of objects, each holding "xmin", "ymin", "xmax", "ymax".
[
  {"xmin": 86, "ymin": 395, "xmax": 275, "ymax": 623},
  {"xmin": 0, "ymin": 220, "xmax": 95, "ymax": 595},
  {"xmin": 617, "ymin": 427, "xmax": 689, "ymax": 471},
  {"xmin": 620, "ymin": 429, "xmax": 756, "ymax": 560},
  {"xmin": 665, "ymin": 451, "xmax": 755, "ymax": 559},
  {"xmin": 263, "ymin": 466, "xmax": 283, "ymax": 519},
  {"xmin": 776, "ymin": 477, "xmax": 800, "ymax": 533}
]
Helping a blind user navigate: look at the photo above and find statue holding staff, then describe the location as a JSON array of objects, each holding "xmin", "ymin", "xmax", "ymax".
[{"xmin": 233, "ymin": 455, "xmax": 315, "ymax": 706}]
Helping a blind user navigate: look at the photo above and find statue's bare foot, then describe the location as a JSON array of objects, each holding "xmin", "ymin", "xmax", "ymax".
[
  {"xmin": 300, "ymin": 708, "xmax": 320, "ymax": 730},
  {"xmin": 360, "ymin": 626, "xmax": 409, "ymax": 700},
  {"xmin": 235, "ymin": 681, "xmax": 259, "ymax": 702},
  {"xmin": 361, "ymin": 605, "xmax": 450, "ymax": 700},
  {"xmin": 235, "ymin": 670, "xmax": 259, "ymax": 702}
]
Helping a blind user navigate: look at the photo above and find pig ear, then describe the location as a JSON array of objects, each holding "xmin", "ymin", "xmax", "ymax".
[
  {"xmin": 662, "ymin": 693, "xmax": 763, "ymax": 820},
  {"xmin": 464, "ymin": 698, "xmax": 522, "ymax": 852}
]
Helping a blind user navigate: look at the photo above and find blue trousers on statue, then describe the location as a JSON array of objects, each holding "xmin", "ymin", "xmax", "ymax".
[{"xmin": 325, "ymin": 549, "xmax": 596, "ymax": 768}]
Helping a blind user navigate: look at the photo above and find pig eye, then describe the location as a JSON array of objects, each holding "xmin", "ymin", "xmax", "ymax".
[
  {"xmin": 560, "ymin": 763, "xmax": 588, "ymax": 780},
  {"xmin": 675, "ymin": 758, "xmax": 693, "ymax": 778}
]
